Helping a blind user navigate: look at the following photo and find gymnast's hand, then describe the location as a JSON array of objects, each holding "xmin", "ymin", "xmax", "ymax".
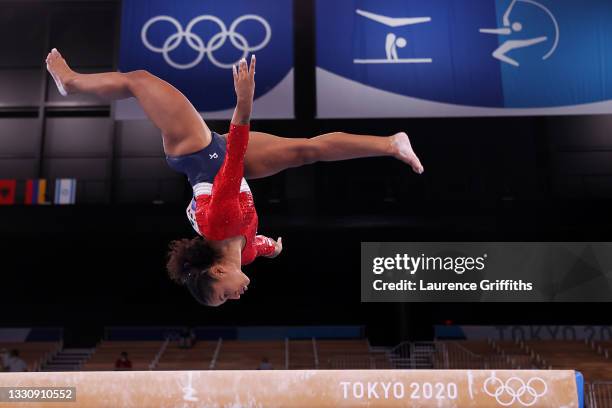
[
  {"xmin": 231, "ymin": 55, "xmax": 256, "ymax": 125},
  {"xmin": 267, "ymin": 237, "xmax": 283, "ymax": 259}
]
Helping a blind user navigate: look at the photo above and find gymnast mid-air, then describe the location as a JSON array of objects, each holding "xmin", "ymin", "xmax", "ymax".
[{"xmin": 45, "ymin": 48, "xmax": 423, "ymax": 307}]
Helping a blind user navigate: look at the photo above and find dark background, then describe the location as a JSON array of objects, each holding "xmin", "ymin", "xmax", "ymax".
[{"xmin": 1, "ymin": 0, "xmax": 611, "ymax": 346}]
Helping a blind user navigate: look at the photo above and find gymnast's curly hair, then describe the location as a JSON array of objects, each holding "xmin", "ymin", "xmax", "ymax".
[{"xmin": 166, "ymin": 237, "xmax": 222, "ymax": 305}]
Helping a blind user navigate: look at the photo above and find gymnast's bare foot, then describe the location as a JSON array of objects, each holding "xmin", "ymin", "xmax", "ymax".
[
  {"xmin": 45, "ymin": 48, "xmax": 76, "ymax": 96},
  {"xmin": 390, "ymin": 132, "xmax": 424, "ymax": 174}
]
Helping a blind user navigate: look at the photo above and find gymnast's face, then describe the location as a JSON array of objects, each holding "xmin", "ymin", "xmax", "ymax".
[{"xmin": 208, "ymin": 265, "xmax": 250, "ymax": 307}]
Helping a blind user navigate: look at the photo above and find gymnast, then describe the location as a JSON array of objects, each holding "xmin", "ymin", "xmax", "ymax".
[{"xmin": 45, "ymin": 48, "xmax": 424, "ymax": 306}]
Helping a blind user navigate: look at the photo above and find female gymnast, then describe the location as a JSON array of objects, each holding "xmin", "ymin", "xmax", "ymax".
[{"xmin": 45, "ymin": 48, "xmax": 424, "ymax": 307}]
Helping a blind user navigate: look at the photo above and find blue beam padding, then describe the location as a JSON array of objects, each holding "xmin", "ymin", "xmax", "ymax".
[{"xmin": 575, "ymin": 371, "xmax": 584, "ymax": 408}]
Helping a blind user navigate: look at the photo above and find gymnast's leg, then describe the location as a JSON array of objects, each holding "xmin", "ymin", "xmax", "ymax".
[
  {"xmin": 243, "ymin": 131, "xmax": 424, "ymax": 179},
  {"xmin": 45, "ymin": 48, "xmax": 211, "ymax": 156}
]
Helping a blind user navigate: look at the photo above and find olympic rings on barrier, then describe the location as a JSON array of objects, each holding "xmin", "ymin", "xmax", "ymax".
[
  {"xmin": 141, "ymin": 15, "xmax": 272, "ymax": 69},
  {"xmin": 483, "ymin": 373, "xmax": 548, "ymax": 406}
]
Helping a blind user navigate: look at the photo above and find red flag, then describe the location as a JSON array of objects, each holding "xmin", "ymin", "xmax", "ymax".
[
  {"xmin": 0, "ymin": 180, "xmax": 16, "ymax": 205},
  {"xmin": 25, "ymin": 180, "xmax": 34, "ymax": 205}
]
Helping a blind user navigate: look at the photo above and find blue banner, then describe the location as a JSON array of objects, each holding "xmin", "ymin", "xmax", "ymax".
[
  {"xmin": 316, "ymin": 0, "xmax": 612, "ymax": 117},
  {"xmin": 117, "ymin": 0, "xmax": 293, "ymax": 119}
]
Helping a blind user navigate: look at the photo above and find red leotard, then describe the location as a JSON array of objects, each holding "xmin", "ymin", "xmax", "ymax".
[{"xmin": 193, "ymin": 123, "xmax": 275, "ymax": 265}]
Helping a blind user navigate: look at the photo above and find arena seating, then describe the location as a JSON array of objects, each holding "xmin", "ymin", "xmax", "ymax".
[
  {"xmin": 80, "ymin": 340, "xmax": 163, "ymax": 371},
  {"xmin": 598, "ymin": 341, "xmax": 612, "ymax": 357},
  {"xmin": 434, "ymin": 339, "xmax": 612, "ymax": 406},
  {"xmin": 154, "ymin": 340, "xmax": 217, "ymax": 371},
  {"xmin": 590, "ymin": 381, "xmax": 612, "ymax": 408},
  {"xmin": 317, "ymin": 339, "xmax": 392, "ymax": 369},
  {"xmin": 437, "ymin": 339, "xmax": 612, "ymax": 383},
  {"xmin": 7, "ymin": 330, "xmax": 612, "ymax": 406},
  {"xmin": 0, "ymin": 341, "xmax": 61, "ymax": 371},
  {"xmin": 214, "ymin": 340, "xmax": 285, "ymax": 370},
  {"xmin": 441, "ymin": 340, "xmax": 537, "ymax": 369},
  {"xmin": 287, "ymin": 339, "xmax": 316, "ymax": 369},
  {"xmin": 79, "ymin": 337, "xmax": 392, "ymax": 371},
  {"xmin": 526, "ymin": 340, "xmax": 612, "ymax": 381},
  {"xmin": 64, "ymin": 335, "xmax": 612, "ymax": 386},
  {"xmin": 7, "ymin": 328, "xmax": 612, "ymax": 406}
]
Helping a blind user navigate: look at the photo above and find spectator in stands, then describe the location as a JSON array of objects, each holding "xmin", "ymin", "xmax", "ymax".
[
  {"xmin": 5, "ymin": 350, "xmax": 27, "ymax": 372},
  {"xmin": 258, "ymin": 357, "xmax": 273, "ymax": 370},
  {"xmin": 178, "ymin": 327, "xmax": 197, "ymax": 349},
  {"xmin": 114, "ymin": 352, "xmax": 132, "ymax": 371}
]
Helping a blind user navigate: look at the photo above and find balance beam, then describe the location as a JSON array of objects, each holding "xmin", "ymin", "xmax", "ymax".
[{"xmin": 0, "ymin": 369, "xmax": 583, "ymax": 407}]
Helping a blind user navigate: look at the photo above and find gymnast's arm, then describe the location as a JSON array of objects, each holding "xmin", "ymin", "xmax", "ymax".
[
  {"xmin": 197, "ymin": 56, "xmax": 255, "ymax": 239},
  {"xmin": 254, "ymin": 235, "xmax": 283, "ymax": 258}
]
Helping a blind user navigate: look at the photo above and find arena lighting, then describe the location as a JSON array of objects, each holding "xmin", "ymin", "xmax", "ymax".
[{"xmin": 0, "ymin": 369, "xmax": 583, "ymax": 407}]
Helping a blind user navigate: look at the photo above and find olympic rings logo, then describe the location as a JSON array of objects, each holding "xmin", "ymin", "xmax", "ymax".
[
  {"xmin": 141, "ymin": 15, "xmax": 272, "ymax": 70},
  {"xmin": 483, "ymin": 373, "xmax": 548, "ymax": 406}
]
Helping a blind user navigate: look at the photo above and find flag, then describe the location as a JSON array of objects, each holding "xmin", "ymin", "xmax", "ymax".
[
  {"xmin": 54, "ymin": 179, "xmax": 77, "ymax": 205},
  {"xmin": 0, "ymin": 180, "xmax": 16, "ymax": 205},
  {"xmin": 25, "ymin": 179, "xmax": 49, "ymax": 205}
]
